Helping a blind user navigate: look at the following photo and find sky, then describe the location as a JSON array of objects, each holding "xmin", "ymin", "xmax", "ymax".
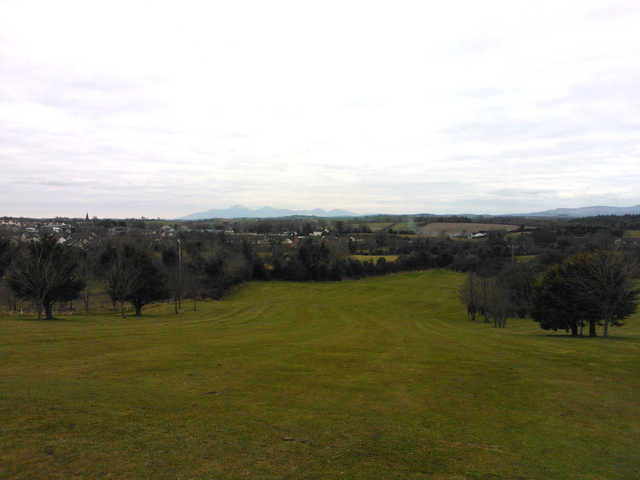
[{"xmin": 1, "ymin": 0, "xmax": 639, "ymax": 218}]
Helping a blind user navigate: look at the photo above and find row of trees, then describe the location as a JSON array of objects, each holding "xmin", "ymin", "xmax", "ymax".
[
  {"xmin": 531, "ymin": 252, "xmax": 638, "ymax": 337},
  {"xmin": 0, "ymin": 229, "xmax": 567, "ymax": 320},
  {"xmin": 2, "ymin": 228, "xmax": 638, "ymax": 331},
  {"xmin": 0, "ymin": 233, "xmax": 266, "ymax": 319},
  {"xmin": 459, "ymin": 262, "xmax": 536, "ymax": 328},
  {"xmin": 459, "ymin": 251, "xmax": 639, "ymax": 336},
  {"xmin": 3, "ymin": 231, "xmax": 513, "ymax": 317},
  {"xmin": 268, "ymin": 234, "xmax": 512, "ymax": 282}
]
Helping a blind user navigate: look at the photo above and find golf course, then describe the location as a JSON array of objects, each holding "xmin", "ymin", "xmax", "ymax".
[{"xmin": 1, "ymin": 270, "xmax": 639, "ymax": 479}]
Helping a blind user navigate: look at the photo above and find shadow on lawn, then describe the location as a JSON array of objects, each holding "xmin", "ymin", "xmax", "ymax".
[
  {"xmin": 539, "ymin": 332, "xmax": 640, "ymax": 342},
  {"xmin": 13, "ymin": 315, "xmax": 80, "ymax": 322}
]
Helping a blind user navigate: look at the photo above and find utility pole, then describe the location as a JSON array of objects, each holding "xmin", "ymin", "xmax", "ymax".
[{"xmin": 177, "ymin": 238, "xmax": 182, "ymax": 310}]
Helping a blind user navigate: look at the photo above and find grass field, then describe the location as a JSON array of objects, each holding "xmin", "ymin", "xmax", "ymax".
[
  {"xmin": 349, "ymin": 254, "xmax": 400, "ymax": 263},
  {"xmin": 625, "ymin": 230, "xmax": 640, "ymax": 238},
  {"xmin": 389, "ymin": 222, "xmax": 416, "ymax": 233},
  {"xmin": 2, "ymin": 271, "xmax": 640, "ymax": 479},
  {"xmin": 358, "ymin": 222, "xmax": 415, "ymax": 233},
  {"xmin": 419, "ymin": 223, "xmax": 519, "ymax": 237},
  {"xmin": 365, "ymin": 222, "xmax": 394, "ymax": 232}
]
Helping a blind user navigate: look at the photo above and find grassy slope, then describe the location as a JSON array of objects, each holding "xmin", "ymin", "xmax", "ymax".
[
  {"xmin": 349, "ymin": 255, "xmax": 400, "ymax": 263},
  {"xmin": 1, "ymin": 270, "xmax": 639, "ymax": 479}
]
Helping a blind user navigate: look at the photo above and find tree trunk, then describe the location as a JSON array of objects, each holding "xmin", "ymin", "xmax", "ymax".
[
  {"xmin": 120, "ymin": 301, "xmax": 127, "ymax": 319},
  {"xmin": 135, "ymin": 304, "xmax": 142, "ymax": 316},
  {"xmin": 84, "ymin": 288, "xmax": 90, "ymax": 313},
  {"xmin": 37, "ymin": 301, "xmax": 42, "ymax": 321},
  {"xmin": 174, "ymin": 296, "xmax": 179, "ymax": 314},
  {"xmin": 570, "ymin": 323, "xmax": 578, "ymax": 337},
  {"xmin": 579, "ymin": 321, "xmax": 584, "ymax": 337},
  {"xmin": 589, "ymin": 320, "xmax": 597, "ymax": 337},
  {"xmin": 603, "ymin": 318, "xmax": 609, "ymax": 337},
  {"xmin": 44, "ymin": 302, "xmax": 53, "ymax": 320}
]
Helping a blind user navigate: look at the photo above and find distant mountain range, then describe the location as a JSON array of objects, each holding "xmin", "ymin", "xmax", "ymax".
[
  {"xmin": 179, "ymin": 205, "xmax": 358, "ymax": 220},
  {"xmin": 178, "ymin": 204, "xmax": 640, "ymax": 220},
  {"xmin": 517, "ymin": 205, "xmax": 640, "ymax": 218}
]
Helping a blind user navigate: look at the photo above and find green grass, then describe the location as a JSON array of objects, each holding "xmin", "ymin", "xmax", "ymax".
[
  {"xmin": 366, "ymin": 222, "xmax": 394, "ymax": 231},
  {"xmin": 349, "ymin": 254, "xmax": 400, "ymax": 263},
  {"xmin": 624, "ymin": 230, "xmax": 640, "ymax": 238},
  {"xmin": 2, "ymin": 271, "xmax": 640, "ymax": 479},
  {"xmin": 389, "ymin": 222, "xmax": 416, "ymax": 233}
]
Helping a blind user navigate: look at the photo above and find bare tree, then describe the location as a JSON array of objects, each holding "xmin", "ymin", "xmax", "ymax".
[
  {"xmin": 459, "ymin": 273, "xmax": 480, "ymax": 321},
  {"xmin": 461, "ymin": 273, "xmax": 513, "ymax": 328},
  {"xmin": 486, "ymin": 278, "xmax": 512, "ymax": 328},
  {"xmin": 105, "ymin": 243, "xmax": 168, "ymax": 317},
  {"xmin": 8, "ymin": 235, "xmax": 84, "ymax": 320},
  {"xmin": 106, "ymin": 255, "xmax": 139, "ymax": 319}
]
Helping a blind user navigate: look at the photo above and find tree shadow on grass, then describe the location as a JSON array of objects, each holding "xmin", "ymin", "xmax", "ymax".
[
  {"xmin": 538, "ymin": 332, "xmax": 640, "ymax": 342},
  {"xmin": 16, "ymin": 315, "xmax": 78, "ymax": 322}
]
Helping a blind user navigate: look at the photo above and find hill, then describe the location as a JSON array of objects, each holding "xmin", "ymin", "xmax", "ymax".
[
  {"xmin": 2, "ymin": 271, "xmax": 639, "ymax": 479},
  {"xmin": 179, "ymin": 204, "xmax": 640, "ymax": 220},
  {"xmin": 179, "ymin": 205, "xmax": 358, "ymax": 219},
  {"xmin": 519, "ymin": 204, "xmax": 640, "ymax": 217}
]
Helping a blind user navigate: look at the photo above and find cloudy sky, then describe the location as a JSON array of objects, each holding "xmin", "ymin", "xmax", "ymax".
[{"xmin": 1, "ymin": 0, "xmax": 639, "ymax": 218}]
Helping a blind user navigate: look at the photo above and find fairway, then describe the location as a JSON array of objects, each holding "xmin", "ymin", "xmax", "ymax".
[{"xmin": 1, "ymin": 271, "xmax": 639, "ymax": 479}]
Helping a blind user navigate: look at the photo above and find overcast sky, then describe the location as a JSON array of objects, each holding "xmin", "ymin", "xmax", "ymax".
[{"xmin": 1, "ymin": 0, "xmax": 639, "ymax": 218}]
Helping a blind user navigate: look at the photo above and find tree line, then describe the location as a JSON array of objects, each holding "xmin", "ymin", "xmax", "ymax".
[
  {"xmin": 0, "ymin": 233, "xmax": 267, "ymax": 319},
  {"xmin": 459, "ymin": 251, "xmax": 639, "ymax": 336},
  {"xmin": 1, "ymin": 226, "xmax": 638, "ymax": 331},
  {"xmin": 0, "ymin": 231, "xmax": 515, "ymax": 317}
]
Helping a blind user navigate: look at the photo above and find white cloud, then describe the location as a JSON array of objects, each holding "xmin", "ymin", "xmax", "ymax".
[{"xmin": 1, "ymin": 0, "xmax": 639, "ymax": 217}]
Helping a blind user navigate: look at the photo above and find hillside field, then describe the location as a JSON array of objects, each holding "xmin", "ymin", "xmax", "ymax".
[
  {"xmin": 348, "ymin": 254, "xmax": 400, "ymax": 263},
  {"xmin": 419, "ymin": 223, "xmax": 519, "ymax": 237},
  {"xmin": 1, "ymin": 271, "xmax": 639, "ymax": 479}
]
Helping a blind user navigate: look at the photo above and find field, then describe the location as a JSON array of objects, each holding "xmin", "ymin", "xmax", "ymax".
[
  {"xmin": 388, "ymin": 222, "xmax": 417, "ymax": 233},
  {"xmin": 353, "ymin": 222, "xmax": 416, "ymax": 233},
  {"xmin": 419, "ymin": 223, "xmax": 519, "ymax": 237},
  {"xmin": 515, "ymin": 255, "xmax": 537, "ymax": 263},
  {"xmin": 365, "ymin": 222, "xmax": 394, "ymax": 232},
  {"xmin": 349, "ymin": 254, "xmax": 400, "ymax": 263},
  {"xmin": 625, "ymin": 230, "xmax": 640, "ymax": 238},
  {"xmin": 2, "ymin": 271, "xmax": 640, "ymax": 479}
]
